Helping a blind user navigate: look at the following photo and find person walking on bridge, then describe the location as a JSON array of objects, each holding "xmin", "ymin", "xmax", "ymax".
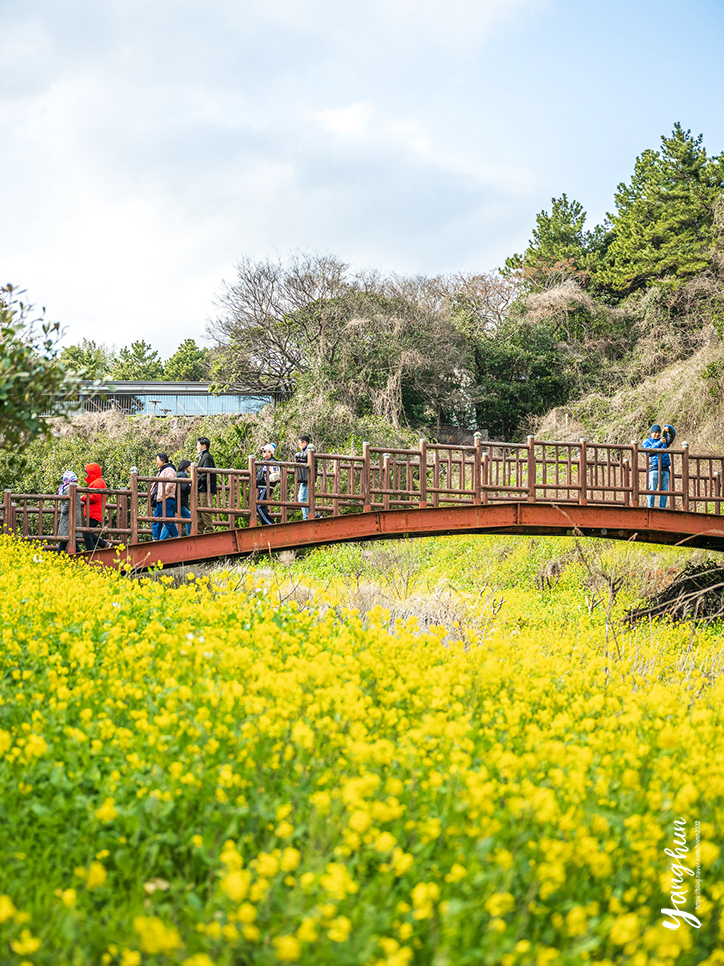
[
  {"xmin": 56, "ymin": 470, "xmax": 82, "ymax": 553},
  {"xmin": 196, "ymin": 436, "xmax": 217, "ymax": 534},
  {"xmin": 257, "ymin": 442, "xmax": 280, "ymax": 526},
  {"xmin": 294, "ymin": 434, "xmax": 314, "ymax": 520},
  {"xmin": 642, "ymin": 424, "xmax": 676, "ymax": 508},
  {"xmin": 81, "ymin": 462, "xmax": 110, "ymax": 550},
  {"xmin": 177, "ymin": 459, "xmax": 192, "ymax": 536},
  {"xmin": 151, "ymin": 453, "xmax": 179, "ymax": 540}
]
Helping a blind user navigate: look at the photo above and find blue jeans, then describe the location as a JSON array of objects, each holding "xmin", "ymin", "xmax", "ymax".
[
  {"xmin": 153, "ymin": 499, "xmax": 179, "ymax": 539},
  {"xmin": 648, "ymin": 468, "xmax": 670, "ymax": 508},
  {"xmin": 180, "ymin": 505, "xmax": 191, "ymax": 536},
  {"xmin": 298, "ymin": 481, "xmax": 309, "ymax": 520}
]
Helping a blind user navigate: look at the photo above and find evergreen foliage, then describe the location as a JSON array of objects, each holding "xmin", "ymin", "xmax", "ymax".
[
  {"xmin": 0, "ymin": 285, "xmax": 84, "ymax": 447},
  {"xmin": 597, "ymin": 124, "xmax": 724, "ymax": 295},
  {"xmin": 504, "ymin": 194, "xmax": 609, "ymax": 289},
  {"xmin": 164, "ymin": 339, "xmax": 211, "ymax": 381},
  {"xmin": 60, "ymin": 338, "xmax": 116, "ymax": 379},
  {"xmin": 111, "ymin": 340, "xmax": 165, "ymax": 380}
]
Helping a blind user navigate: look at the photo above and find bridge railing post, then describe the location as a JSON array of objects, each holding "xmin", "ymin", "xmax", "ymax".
[
  {"xmin": 527, "ymin": 435, "xmax": 536, "ymax": 503},
  {"xmin": 308, "ymin": 449, "xmax": 317, "ymax": 520},
  {"xmin": 473, "ymin": 432, "xmax": 482, "ymax": 506},
  {"xmin": 622, "ymin": 459, "xmax": 630, "ymax": 506},
  {"xmin": 188, "ymin": 465, "xmax": 198, "ymax": 537},
  {"xmin": 362, "ymin": 442, "xmax": 371, "ymax": 512},
  {"xmin": 248, "ymin": 456, "xmax": 257, "ymax": 526},
  {"xmin": 2, "ymin": 489, "xmax": 11, "ymax": 535},
  {"xmin": 382, "ymin": 454, "xmax": 391, "ymax": 510},
  {"xmin": 68, "ymin": 482, "xmax": 77, "ymax": 554},
  {"xmin": 578, "ymin": 439, "xmax": 588, "ymax": 505},
  {"xmin": 630, "ymin": 440, "xmax": 639, "ymax": 505},
  {"xmin": 418, "ymin": 439, "xmax": 428, "ymax": 508},
  {"xmin": 481, "ymin": 452, "xmax": 489, "ymax": 504},
  {"xmin": 681, "ymin": 442, "xmax": 689, "ymax": 513},
  {"xmin": 715, "ymin": 472, "xmax": 721, "ymax": 516}
]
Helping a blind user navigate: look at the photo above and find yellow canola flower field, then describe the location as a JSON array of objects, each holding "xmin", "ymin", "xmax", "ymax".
[{"xmin": 0, "ymin": 534, "xmax": 722, "ymax": 966}]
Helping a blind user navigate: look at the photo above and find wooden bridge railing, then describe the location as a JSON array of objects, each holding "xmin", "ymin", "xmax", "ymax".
[{"xmin": 2, "ymin": 435, "xmax": 723, "ymax": 552}]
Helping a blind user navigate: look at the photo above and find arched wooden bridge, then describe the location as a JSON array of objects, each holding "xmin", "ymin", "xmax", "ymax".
[{"xmin": 4, "ymin": 436, "xmax": 724, "ymax": 570}]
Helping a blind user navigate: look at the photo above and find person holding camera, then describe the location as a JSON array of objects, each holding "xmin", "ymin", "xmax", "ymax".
[{"xmin": 642, "ymin": 423, "xmax": 676, "ymax": 508}]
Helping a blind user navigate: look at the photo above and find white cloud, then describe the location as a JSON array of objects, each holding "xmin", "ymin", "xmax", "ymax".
[{"xmin": 0, "ymin": 0, "xmax": 553, "ymax": 353}]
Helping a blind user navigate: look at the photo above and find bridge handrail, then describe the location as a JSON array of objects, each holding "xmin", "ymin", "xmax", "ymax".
[{"xmin": 4, "ymin": 435, "xmax": 724, "ymax": 552}]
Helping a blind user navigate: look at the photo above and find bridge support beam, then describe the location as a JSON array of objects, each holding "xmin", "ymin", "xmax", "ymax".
[{"xmin": 80, "ymin": 503, "xmax": 724, "ymax": 573}]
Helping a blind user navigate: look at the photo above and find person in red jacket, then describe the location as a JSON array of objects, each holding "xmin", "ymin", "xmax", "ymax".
[{"xmin": 81, "ymin": 462, "xmax": 110, "ymax": 550}]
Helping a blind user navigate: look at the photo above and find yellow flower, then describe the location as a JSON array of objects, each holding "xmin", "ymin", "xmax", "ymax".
[
  {"xmin": 24, "ymin": 732, "xmax": 48, "ymax": 757},
  {"xmin": 120, "ymin": 951, "xmax": 141, "ymax": 966},
  {"xmin": 273, "ymin": 934, "xmax": 301, "ymax": 961},
  {"xmin": 565, "ymin": 905, "xmax": 588, "ymax": 937},
  {"xmin": 220, "ymin": 870, "xmax": 251, "ymax": 902},
  {"xmin": 348, "ymin": 810, "xmax": 371, "ymax": 833},
  {"xmin": 281, "ymin": 847, "xmax": 301, "ymax": 872},
  {"xmin": 411, "ymin": 882, "xmax": 439, "ymax": 920},
  {"xmin": 610, "ymin": 913, "xmax": 640, "ymax": 945},
  {"xmin": 86, "ymin": 861, "xmax": 107, "ymax": 890},
  {"xmin": 320, "ymin": 863, "xmax": 358, "ymax": 900},
  {"xmin": 485, "ymin": 892, "xmax": 515, "ymax": 917},
  {"xmin": 132, "ymin": 915, "xmax": 183, "ymax": 954},
  {"xmin": 444, "ymin": 863, "xmax": 467, "ymax": 883},
  {"xmin": 700, "ymin": 842, "xmax": 720, "ymax": 866},
  {"xmin": 327, "ymin": 916, "xmax": 352, "ymax": 942},
  {"xmin": 237, "ymin": 902, "xmax": 257, "ymax": 923},
  {"xmin": 374, "ymin": 832, "xmax": 397, "ymax": 853},
  {"xmin": 95, "ymin": 797, "xmax": 118, "ymax": 822},
  {"xmin": 55, "ymin": 888, "xmax": 77, "ymax": 907},
  {"xmin": 0, "ymin": 895, "xmax": 17, "ymax": 923},
  {"xmin": 191, "ymin": 834, "xmax": 204, "ymax": 848},
  {"xmin": 256, "ymin": 853, "xmax": 280, "ymax": 878},
  {"xmin": 10, "ymin": 929, "xmax": 42, "ymax": 955},
  {"xmin": 296, "ymin": 918, "xmax": 319, "ymax": 943}
]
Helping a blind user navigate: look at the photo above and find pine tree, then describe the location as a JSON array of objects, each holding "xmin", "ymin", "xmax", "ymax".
[
  {"xmin": 504, "ymin": 194, "xmax": 608, "ymax": 289},
  {"xmin": 111, "ymin": 341, "xmax": 164, "ymax": 380},
  {"xmin": 164, "ymin": 339, "xmax": 210, "ymax": 381},
  {"xmin": 598, "ymin": 124, "xmax": 724, "ymax": 295}
]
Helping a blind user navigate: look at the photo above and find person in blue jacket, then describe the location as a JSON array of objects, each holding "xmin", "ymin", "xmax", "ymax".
[{"xmin": 642, "ymin": 423, "xmax": 676, "ymax": 508}]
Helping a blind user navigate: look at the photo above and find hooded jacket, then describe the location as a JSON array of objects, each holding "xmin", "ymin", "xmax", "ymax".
[
  {"xmin": 642, "ymin": 425, "xmax": 676, "ymax": 470},
  {"xmin": 82, "ymin": 463, "xmax": 107, "ymax": 521}
]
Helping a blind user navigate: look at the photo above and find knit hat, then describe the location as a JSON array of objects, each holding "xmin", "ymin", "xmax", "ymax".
[
  {"xmin": 262, "ymin": 442, "xmax": 276, "ymax": 453},
  {"xmin": 650, "ymin": 425, "xmax": 662, "ymax": 434},
  {"xmin": 58, "ymin": 470, "xmax": 78, "ymax": 494}
]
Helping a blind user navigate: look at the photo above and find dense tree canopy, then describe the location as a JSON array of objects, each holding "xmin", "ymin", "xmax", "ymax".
[
  {"xmin": 597, "ymin": 124, "xmax": 724, "ymax": 295},
  {"xmin": 60, "ymin": 338, "xmax": 116, "ymax": 379},
  {"xmin": 164, "ymin": 339, "xmax": 211, "ymax": 381},
  {"xmin": 504, "ymin": 194, "xmax": 608, "ymax": 290},
  {"xmin": 111, "ymin": 340, "xmax": 165, "ymax": 380},
  {"xmin": 0, "ymin": 285, "xmax": 84, "ymax": 446}
]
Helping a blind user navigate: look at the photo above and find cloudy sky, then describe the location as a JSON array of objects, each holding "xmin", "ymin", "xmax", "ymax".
[{"xmin": 2, "ymin": 0, "xmax": 723, "ymax": 355}]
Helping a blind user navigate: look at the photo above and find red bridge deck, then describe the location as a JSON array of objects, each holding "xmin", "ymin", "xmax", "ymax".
[{"xmin": 3, "ymin": 436, "xmax": 724, "ymax": 570}]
